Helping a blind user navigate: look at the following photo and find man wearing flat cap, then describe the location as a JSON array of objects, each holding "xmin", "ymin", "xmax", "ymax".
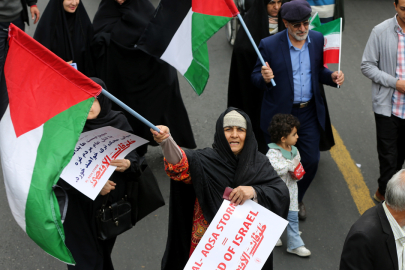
[{"xmin": 251, "ymin": 0, "xmax": 344, "ymax": 221}]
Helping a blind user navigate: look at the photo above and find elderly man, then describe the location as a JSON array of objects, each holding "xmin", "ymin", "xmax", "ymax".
[
  {"xmin": 361, "ymin": 0, "xmax": 405, "ymax": 203},
  {"xmin": 340, "ymin": 170, "xmax": 405, "ymax": 270},
  {"xmin": 251, "ymin": 0, "xmax": 344, "ymax": 220}
]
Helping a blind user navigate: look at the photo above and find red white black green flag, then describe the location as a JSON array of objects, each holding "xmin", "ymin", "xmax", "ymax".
[
  {"xmin": 0, "ymin": 24, "xmax": 101, "ymax": 265},
  {"xmin": 137, "ymin": 0, "xmax": 239, "ymax": 95}
]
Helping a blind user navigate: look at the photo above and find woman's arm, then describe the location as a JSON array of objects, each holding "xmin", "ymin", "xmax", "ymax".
[{"xmin": 151, "ymin": 125, "xmax": 192, "ymax": 184}]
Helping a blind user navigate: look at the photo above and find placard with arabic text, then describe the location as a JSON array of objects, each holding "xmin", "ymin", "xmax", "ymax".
[
  {"xmin": 60, "ymin": 126, "xmax": 148, "ymax": 200},
  {"xmin": 185, "ymin": 200, "xmax": 288, "ymax": 270}
]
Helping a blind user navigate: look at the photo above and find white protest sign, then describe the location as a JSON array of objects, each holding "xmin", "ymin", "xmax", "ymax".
[
  {"xmin": 185, "ymin": 200, "xmax": 288, "ymax": 270},
  {"xmin": 60, "ymin": 126, "xmax": 148, "ymax": 200}
]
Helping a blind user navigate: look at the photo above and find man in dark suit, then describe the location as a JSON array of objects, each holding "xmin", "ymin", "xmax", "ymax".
[
  {"xmin": 251, "ymin": 0, "xmax": 344, "ymax": 219},
  {"xmin": 340, "ymin": 169, "xmax": 405, "ymax": 270}
]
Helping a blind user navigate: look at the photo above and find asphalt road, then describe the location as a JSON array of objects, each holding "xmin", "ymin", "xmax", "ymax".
[{"xmin": 0, "ymin": 0, "xmax": 396, "ymax": 269}]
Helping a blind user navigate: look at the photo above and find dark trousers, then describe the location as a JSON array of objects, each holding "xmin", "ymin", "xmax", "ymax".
[
  {"xmin": 0, "ymin": 15, "xmax": 24, "ymax": 117},
  {"xmin": 264, "ymin": 102, "xmax": 320, "ymax": 202},
  {"xmin": 0, "ymin": 15, "xmax": 25, "ymax": 77},
  {"xmin": 374, "ymin": 113, "xmax": 405, "ymax": 196}
]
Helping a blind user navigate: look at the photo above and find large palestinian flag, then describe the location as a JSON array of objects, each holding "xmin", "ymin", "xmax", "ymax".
[
  {"xmin": 0, "ymin": 24, "xmax": 101, "ymax": 264},
  {"xmin": 137, "ymin": 0, "xmax": 239, "ymax": 95}
]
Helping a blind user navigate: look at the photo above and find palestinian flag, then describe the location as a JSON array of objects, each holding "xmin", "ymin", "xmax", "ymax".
[
  {"xmin": 137, "ymin": 0, "xmax": 239, "ymax": 95},
  {"xmin": 312, "ymin": 18, "xmax": 342, "ymax": 65},
  {"xmin": 0, "ymin": 24, "xmax": 101, "ymax": 264}
]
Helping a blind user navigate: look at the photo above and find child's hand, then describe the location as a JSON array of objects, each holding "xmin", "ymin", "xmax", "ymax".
[{"xmin": 289, "ymin": 171, "xmax": 299, "ymax": 180}]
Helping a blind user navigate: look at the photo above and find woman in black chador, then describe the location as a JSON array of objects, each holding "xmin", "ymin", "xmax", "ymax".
[
  {"xmin": 227, "ymin": 0, "xmax": 285, "ymax": 154},
  {"xmin": 92, "ymin": 0, "xmax": 196, "ymax": 156},
  {"xmin": 58, "ymin": 78, "xmax": 141, "ymax": 270},
  {"xmin": 151, "ymin": 107, "xmax": 289, "ymax": 270},
  {"xmin": 33, "ymin": 0, "xmax": 95, "ymax": 76}
]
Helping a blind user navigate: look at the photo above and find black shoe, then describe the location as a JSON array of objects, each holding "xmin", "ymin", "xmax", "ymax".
[{"xmin": 298, "ymin": 202, "xmax": 306, "ymax": 221}]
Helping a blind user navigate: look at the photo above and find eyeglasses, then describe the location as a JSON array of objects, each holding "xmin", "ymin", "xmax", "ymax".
[{"xmin": 290, "ymin": 21, "xmax": 310, "ymax": 29}]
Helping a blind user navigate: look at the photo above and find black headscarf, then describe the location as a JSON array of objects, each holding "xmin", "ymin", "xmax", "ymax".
[
  {"xmin": 33, "ymin": 0, "xmax": 95, "ymax": 76},
  {"xmin": 228, "ymin": 0, "xmax": 286, "ymax": 154},
  {"xmin": 185, "ymin": 107, "xmax": 289, "ymax": 222},
  {"xmin": 162, "ymin": 107, "xmax": 289, "ymax": 270},
  {"xmin": 59, "ymin": 77, "xmax": 140, "ymax": 269},
  {"xmin": 83, "ymin": 78, "xmax": 132, "ymax": 133}
]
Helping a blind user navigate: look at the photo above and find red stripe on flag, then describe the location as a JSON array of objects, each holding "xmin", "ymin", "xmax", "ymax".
[
  {"xmin": 324, "ymin": 49, "xmax": 340, "ymax": 65},
  {"xmin": 5, "ymin": 24, "xmax": 101, "ymax": 138},
  {"xmin": 192, "ymin": 0, "xmax": 237, "ymax": 17}
]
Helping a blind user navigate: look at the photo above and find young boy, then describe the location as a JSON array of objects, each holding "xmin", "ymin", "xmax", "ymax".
[{"xmin": 266, "ymin": 114, "xmax": 311, "ymax": 257}]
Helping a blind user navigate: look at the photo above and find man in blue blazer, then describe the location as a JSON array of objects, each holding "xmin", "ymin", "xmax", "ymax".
[{"xmin": 251, "ymin": 0, "xmax": 344, "ymax": 220}]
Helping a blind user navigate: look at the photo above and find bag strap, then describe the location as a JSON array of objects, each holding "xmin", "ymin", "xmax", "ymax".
[
  {"xmin": 100, "ymin": 193, "xmax": 110, "ymax": 211},
  {"xmin": 52, "ymin": 185, "xmax": 69, "ymax": 223}
]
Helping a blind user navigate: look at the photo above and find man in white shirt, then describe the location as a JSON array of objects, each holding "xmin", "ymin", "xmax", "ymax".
[{"xmin": 340, "ymin": 169, "xmax": 405, "ymax": 270}]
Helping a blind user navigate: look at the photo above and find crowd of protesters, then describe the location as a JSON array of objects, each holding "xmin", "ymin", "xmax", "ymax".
[{"xmin": 2, "ymin": 0, "xmax": 405, "ymax": 269}]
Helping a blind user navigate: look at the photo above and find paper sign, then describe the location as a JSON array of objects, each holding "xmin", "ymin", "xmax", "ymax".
[
  {"xmin": 184, "ymin": 200, "xmax": 288, "ymax": 270},
  {"xmin": 60, "ymin": 126, "xmax": 148, "ymax": 200}
]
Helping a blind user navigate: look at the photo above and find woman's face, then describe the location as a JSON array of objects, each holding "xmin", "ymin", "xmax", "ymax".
[
  {"xmin": 63, "ymin": 0, "xmax": 80, "ymax": 13},
  {"xmin": 267, "ymin": 0, "xmax": 282, "ymax": 17},
  {"xmin": 224, "ymin": 126, "xmax": 247, "ymax": 155},
  {"xmin": 87, "ymin": 98, "xmax": 101, "ymax": 119}
]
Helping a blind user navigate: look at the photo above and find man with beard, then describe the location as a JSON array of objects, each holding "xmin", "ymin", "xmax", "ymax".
[{"xmin": 251, "ymin": 0, "xmax": 344, "ymax": 220}]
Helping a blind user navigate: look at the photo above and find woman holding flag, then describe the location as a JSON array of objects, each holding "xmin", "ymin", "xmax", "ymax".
[{"xmin": 151, "ymin": 107, "xmax": 289, "ymax": 270}]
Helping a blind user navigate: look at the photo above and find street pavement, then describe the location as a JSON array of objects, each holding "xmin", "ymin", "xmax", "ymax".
[{"xmin": 0, "ymin": 0, "xmax": 396, "ymax": 269}]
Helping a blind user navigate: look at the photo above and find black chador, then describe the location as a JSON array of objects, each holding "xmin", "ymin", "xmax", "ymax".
[
  {"xmin": 162, "ymin": 107, "xmax": 289, "ymax": 270},
  {"xmin": 92, "ymin": 0, "xmax": 196, "ymax": 156},
  {"xmin": 33, "ymin": 0, "xmax": 95, "ymax": 76},
  {"xmin": 58, "ymin": 78, "xmax": 141, "ymax": 270}
]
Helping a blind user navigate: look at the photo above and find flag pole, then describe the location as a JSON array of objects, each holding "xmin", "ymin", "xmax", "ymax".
[
  {"xmin": 101, "ymin": 89, "xmax": 161, "ymax": 132},
  {"xmin": 309, "ymin": 11, "xmax": 318, "ymax": 25},
  {"xmin": 237, "ymin": 14, "xmax": 276, "ymax": 87},
  {"xmin": 337, "ymin": 17, "xmax": 342, "ymax": 89}
]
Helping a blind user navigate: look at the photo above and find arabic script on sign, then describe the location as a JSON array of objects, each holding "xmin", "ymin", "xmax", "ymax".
[
  {"xmin": 184, "ymin": 200, "xmax": 288, "ymax": 270},
  {"xmin": 60, "ymin": 126, "xmax": 148, "ymax": 200}
]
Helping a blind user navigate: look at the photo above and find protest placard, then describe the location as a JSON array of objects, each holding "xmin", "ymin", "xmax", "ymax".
[
  {"xmin": 185, "ymin": 200, "xmax": 288, "ymax": 270},
  {"xmin": 60, "ymin": 126, "xmax": 148, "ymax": 200}
]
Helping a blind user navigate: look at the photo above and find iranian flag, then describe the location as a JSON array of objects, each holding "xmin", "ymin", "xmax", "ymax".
[
  {"xmin": 312, "ymin": 18, "xmax": 342, "ymax": 66},
  {"xmin": 137, "ymin": 0, "xmax": 239, "ymax": 95},
  {"xmin": 0, "ymin": 24, "xmax": 101, "ymax": 264}
]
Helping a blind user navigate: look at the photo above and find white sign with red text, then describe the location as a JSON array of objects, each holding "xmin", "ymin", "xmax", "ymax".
[
  {"xmin": 185, "ymin": 200, "xmax": 288, "ymax": 270},
  {"xmin": 60, "ymin": 126, "xmax": 148, "ymax": 200}
]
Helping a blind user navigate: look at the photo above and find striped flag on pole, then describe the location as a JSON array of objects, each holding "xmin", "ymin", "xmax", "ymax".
[
  {"xmin": 312, "ymin": 18, "xmax": 342, "ymax": 66},
  {"xmin": 137, "ymin": 0, "xmax": 239, "ymax": 95},
  {"xmin": 0, "ymin": 24, "xmax": 101, "ymax": 264}
]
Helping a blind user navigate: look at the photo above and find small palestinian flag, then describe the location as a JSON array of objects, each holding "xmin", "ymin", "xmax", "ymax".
[
  {"xmin": 137, "ymin": 0, "xmax": 239, "ymax": 95},
  {"xmin": 0, "ymin": 24, "xmax": 101, "ymax": 264},
  {"xmin": 312, "ymin": 18, "xmax": 342, "ymax": 65}
]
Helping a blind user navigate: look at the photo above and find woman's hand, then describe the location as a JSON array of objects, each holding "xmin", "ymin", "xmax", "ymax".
[
  {"xmin": 110, "ymin": 159, "xmax": 130, "ymax": 172},
  {"xmin": 150, "ymin": 125, "xmax": 170, "ymax": 143},
  {"xmin": 229, "ymin": 186, "xmax": 255, "ymax": 206},
  {"xmin": 100, "ymin": 180, "xmax": 116, "ymax": 195}
]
